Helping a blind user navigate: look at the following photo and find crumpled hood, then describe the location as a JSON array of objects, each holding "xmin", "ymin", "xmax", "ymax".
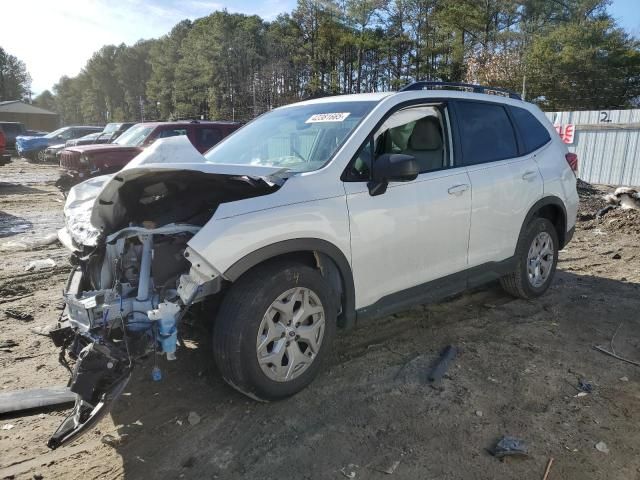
[{"xmin": 62, "ymin": 136, "xmax": 288, "ymax": 247}]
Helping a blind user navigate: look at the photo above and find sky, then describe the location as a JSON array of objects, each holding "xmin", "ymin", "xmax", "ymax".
[{"xmin": 0, "ymin": 0, "xmax": 638, "ymax": 96}]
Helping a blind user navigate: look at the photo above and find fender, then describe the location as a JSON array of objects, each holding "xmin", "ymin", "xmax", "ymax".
[
  {"xmin": 519, "ymin": 196, "xmax": 569, "ymax": 248},
  {"xmin": 223, "ymin": 238, "xmax": 356, "ymax": 328}
]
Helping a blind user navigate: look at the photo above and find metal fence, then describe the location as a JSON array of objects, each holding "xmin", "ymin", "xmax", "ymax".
[{"xmin": 545, "ymin": 109, "xmax": 640, "ymax": 186}]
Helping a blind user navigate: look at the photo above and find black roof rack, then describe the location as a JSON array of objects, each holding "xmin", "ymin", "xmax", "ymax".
[{"xmin": 399, "ymin": 81, "xmax": 522, "ymax": 100}]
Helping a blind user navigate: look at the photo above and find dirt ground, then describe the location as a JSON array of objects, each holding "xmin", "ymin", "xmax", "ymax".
[{"xmin": 1, "ymin": 158, "xmax": 640, "ymax": 480}]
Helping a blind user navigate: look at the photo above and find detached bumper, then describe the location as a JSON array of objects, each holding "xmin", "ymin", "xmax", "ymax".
[{"xmin": 48, "ymin": 337, "xmax": 132, "ymax": 449}]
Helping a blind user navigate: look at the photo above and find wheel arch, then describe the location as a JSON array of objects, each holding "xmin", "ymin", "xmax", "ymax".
[
  {"xmin": 520, "ymin": 196, "xmax": 568, "ymax": 248},
  {"xmin": 223, "ymin": 238, "xmax": 356, "ymax": 329}
]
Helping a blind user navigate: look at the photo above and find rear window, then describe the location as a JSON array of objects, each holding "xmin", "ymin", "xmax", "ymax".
[
  {"xmin": 456, "ymin": 101, "xmax": 518, "ymax": 165},
  {"xmin": 509, "ymin": 106, "xmax": 551, "ymax": 154}
]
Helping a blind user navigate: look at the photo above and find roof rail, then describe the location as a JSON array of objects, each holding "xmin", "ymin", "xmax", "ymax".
[{"xmin": 399, "ymin": 81, "xmax": 522, "ymax": 100}]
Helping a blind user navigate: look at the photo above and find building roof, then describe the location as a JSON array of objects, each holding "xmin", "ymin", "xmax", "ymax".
[{"xmin": 0, "ymin": 100, "xmax": 58, "ymax": 116}]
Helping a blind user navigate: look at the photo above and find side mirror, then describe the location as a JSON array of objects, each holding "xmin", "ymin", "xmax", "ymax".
[{"xmin": 368, "ymin": 153, "xmax": 419, "ymax": 196}]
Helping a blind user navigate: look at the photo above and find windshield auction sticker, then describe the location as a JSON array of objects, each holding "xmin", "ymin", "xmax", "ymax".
[{"xmin": 306, "ymin": 113, "xmax": 351, "ymax": 123}]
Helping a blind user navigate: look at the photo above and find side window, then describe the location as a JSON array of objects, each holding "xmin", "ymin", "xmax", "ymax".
[
  {"xmin": 509, "ymin": 106, "xmax": 551, "ymax": 154},
  {"xmin": 197, "ymin": 127, "xmax": 223, "ymax": 151},
  {"xmin": 344, "ymin": 105, "xmax": 447, "ymax": 181},
  {"xmin": 456, "ymin": 101, "xmax": 518, "ymax": 165},
  {"xmin": 157, "ymin": 128, "xmax": 188, "ymax": 139},
  {"xmin": 59, "ymin": 129, "xmax": 75, "ymax": 140}
]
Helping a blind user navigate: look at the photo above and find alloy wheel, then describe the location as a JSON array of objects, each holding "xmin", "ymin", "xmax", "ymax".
[
  {"xmin": 256, "ymin": 287, "xmax": 325, "ymax": 382},
  {"xmin": 527, "ymin": 231, "xmax": 554, "ymax": 288}
]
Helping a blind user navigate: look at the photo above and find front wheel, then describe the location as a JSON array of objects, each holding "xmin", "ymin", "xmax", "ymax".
[
  {"xmin": 500, "ymin": 218, "xmax": 559, "ymax": 299},
  {"xmin": 37, "ymin": 149, "xmax": 46, "ymax": 163},
  {"xmin": 212, "ymin": 261, "xmax": 336, "ymax": 401}
]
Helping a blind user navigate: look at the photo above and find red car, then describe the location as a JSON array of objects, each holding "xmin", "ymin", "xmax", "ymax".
[
  {"xmin": 0, "ymin": 127, "xmax": 10, "ymax": 166},
  {"xmin": 58, "ymin": 120, "xmax": 240, "ymax": 186}
]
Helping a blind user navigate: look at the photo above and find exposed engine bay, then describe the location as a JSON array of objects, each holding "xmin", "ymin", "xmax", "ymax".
[{"xmin": 49, "ymin": 139, "xmax": 284, "ymax": 448}]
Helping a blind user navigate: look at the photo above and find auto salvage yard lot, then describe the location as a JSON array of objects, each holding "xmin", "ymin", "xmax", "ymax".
[{"xmin": 1, "ymin": 158, "xmax": 640, "ymax": 480}]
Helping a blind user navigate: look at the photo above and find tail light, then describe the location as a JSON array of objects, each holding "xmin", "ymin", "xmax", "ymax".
[{"xmin": 565, "ymin": 152, "xmax": 578, "ymax": 173}]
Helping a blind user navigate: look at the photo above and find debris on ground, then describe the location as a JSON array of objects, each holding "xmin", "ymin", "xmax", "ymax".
[
  {"xmin": 490, "ymin": 436, "xmax": 529, "ymax": 459},
  {"xmin": 340, "ymin": 464, "xmax": 358, "ymax": 478},
  {"xmin": 595, "ymin": 441, "xmax": 610, "ymax": 454},
  {"xmin": 603, "ymin": 187, "xmax": 640, "ymax": 210},
  {"xmin": 370, "ymin": 458, "xmax": 400, "ymax": 475},
  {"xmin": 620, "ymin": 376, "xmax": 629, "ymax": 382},
  {"xmin": 475, "ymin": 410, "xmax": 483, "ymax": 417},
  {"xmin": 4, "ymin": 308, "xmax": 33, "ymax": 321},
  {"xmin": 578, "ymin": 379, "xmax": 594, "ymax": 393},
  {"xmin": 0, "ymin": 339, "xmax": 18, "ymax": 349},
  {"xmin": 0, "ymin": 386, "xmax": 76, "ymax": 414},
  {"xmin": 187, "ymin": 411, "xmax": 201, "ymax": 426},
  {"xmin": 2, "ymin": 424, "xmax": 15, "ymax": 430},
  {"xmin": 24, "ymin": 258, "xmax": 56, "ymax": 272},
  {"xmin": 594, "ymin": 345, "xmax": 640, "ymax": 368},
  {"xmin": 30, "ymin": 323, "xmax": 57, "ymax": 336},
  {"xmin": 542, "ymin": 457, "xmax": 554, "ymax": 480},
  {"xmin": 101, "ymin": 433, "xmax": 127, "ymax": 447},
  {"xmin": 427, "ymin": 345, "xmax": 458, "ymax": 383},
  {"xmin": 0, "ymin": 233, "xmax": 59, "ymax": 252},
  {"xmin": 577, "ymin": 182, "xmax": 640, "ymax": 236}
]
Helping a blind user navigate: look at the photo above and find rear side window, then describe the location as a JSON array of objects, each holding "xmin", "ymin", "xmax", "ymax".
[
  {"xmin": 158, "ymin": 128, "xmax": 187, "ymax": 139},
  {"xmin": 197, "ymin": 127, "xmax": 223, "ymax": 151},
  {"xmin": 455, "ymin": 101, "xmax": 518, "ymax": 165},
  {"xmin": 2, "ymin": 124, "xmax": 17, "ymax": 135},
  {"xmin": 509, "ymin": 106, "xmax": 551, "ymax": 153}
]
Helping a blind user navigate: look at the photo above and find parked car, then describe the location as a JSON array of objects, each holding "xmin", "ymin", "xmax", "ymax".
[
  {"xmin": 0, "ymin": 126, "xmax": 10, "ymax": 165},
  {"xmin": 48, "ymin": 83, "xmax": 578, "ymax": 448},
  {"xmin": 16, "ymin": 126, "xmax": 104, "ymax": 162},
  {"xmin": 99, "ymin": 122, "xmax": 135, "ymax": 141},
  {"xmin": 0, "ymin": 121, "xmax": 27, "ymax": 151},
  {"xmin": 58, "ymin": 120, "xmax": 240, "ymax": 186},
  {"xmin": 43, "ymin": 124, "xmax": 135, "ymax": 163}
]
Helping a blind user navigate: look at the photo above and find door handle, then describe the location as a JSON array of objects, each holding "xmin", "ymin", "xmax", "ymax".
[
  {"xmin": 448, "ymin": 184, "xmax": 469, "ymax": 195},
  {"xmin": 522, "ymin": 171, "xmax": 538, "ymax": 181}
]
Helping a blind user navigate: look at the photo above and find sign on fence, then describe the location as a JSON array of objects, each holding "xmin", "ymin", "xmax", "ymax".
[{"xmin": 554, "ymin": 124, "xmax": 575, "ymax": 144}]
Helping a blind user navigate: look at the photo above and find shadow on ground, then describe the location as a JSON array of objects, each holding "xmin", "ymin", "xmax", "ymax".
[{"xmin": 89, "ymin": 270, "xmax": 640, "ymax": 479}]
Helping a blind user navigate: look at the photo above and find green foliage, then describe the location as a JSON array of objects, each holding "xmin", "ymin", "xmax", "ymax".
[
  {"xmin": 33, "ymin": 90, "xmax": 56, "ymax": 111},
  {"xmin": 44, "ymin": 0, "xmax": 640, "ymax": 121},
  {"xmin": 0, "ymin": 47, "xmax": 32, "ymax": 101}
]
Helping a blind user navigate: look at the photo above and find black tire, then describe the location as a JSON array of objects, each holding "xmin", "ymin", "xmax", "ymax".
[
  {"xmin": 37, "ymin": 149, "xmax": 46, "ymax": 163},
  {"xmin": 213, "ymin": 260, "xmax": 337, "ymax": 401},
  {"xmin": 500, "ymin": 217, "xmax": 559, "ymax": 299}
]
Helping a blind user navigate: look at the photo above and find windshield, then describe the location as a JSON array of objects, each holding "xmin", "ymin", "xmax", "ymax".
[
  {"xmin": 44, "ymin": 127, "xmax": 69, "ymax": 139},
  {"xmin": 204, "ymin": 101, "xmax": 377, "ymax": 172},
  {"xmin": 113, "ymin": 124, "xmax": 153, "ymax": 146}
]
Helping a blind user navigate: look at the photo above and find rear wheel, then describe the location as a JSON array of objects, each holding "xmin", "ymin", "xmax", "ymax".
[
  {"xmin": 37, "ymin": 149, "xmax": 46, "ymax": 163},
  {"xmin": 212, "ymin": 261, "xmax": 336, "ymax": 400},
  {"xmin": 500, "ymin": 218, "xmax": 559, "ymax": 299}
]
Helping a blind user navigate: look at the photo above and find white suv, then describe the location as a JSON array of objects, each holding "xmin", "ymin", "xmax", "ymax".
[{"xmin": 50, "ymin": 82, "xmax": 578, "ymax": 448}]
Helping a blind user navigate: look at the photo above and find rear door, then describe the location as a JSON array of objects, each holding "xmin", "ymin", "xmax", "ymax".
[{"xmin": 452, "ymin": 100, "xmax": 543, "ymax": 268}]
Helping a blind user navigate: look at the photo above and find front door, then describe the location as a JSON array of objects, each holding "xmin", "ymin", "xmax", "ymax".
[{"xmin": 343, "ymin": 103, "xmax": 472, "ymax": 311}]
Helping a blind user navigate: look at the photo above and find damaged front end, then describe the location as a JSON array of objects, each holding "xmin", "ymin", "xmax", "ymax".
[{"xmin": 49, "ymin": 137, "xmax": 284, "ymax": 448}]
